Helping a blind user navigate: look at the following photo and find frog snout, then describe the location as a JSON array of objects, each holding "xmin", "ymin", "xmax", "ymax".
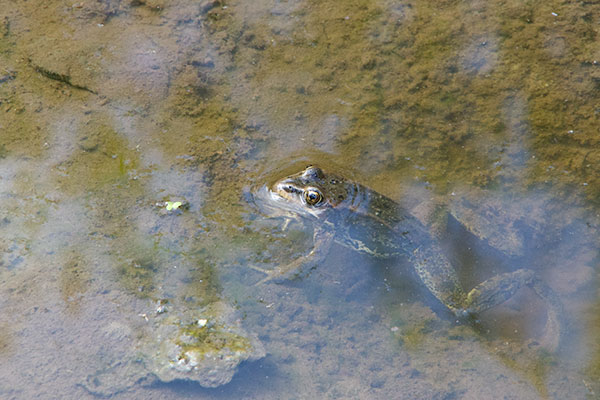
[{"xmin": 277, "ymin": 182, "xmax": 299, "ymax": 194}]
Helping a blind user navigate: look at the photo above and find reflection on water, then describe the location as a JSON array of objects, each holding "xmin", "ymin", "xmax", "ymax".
[{"xmin": 0, "ymin": 0, "xmax": 599, "ymax": 398}]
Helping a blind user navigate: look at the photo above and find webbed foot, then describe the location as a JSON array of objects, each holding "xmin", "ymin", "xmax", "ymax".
[
  {"xmin": 250, "ymin": 225, "xmax": 334, "ymax": 285},
  {"xmin": 463, "ymin": 269, "xmax": 563, "ymax": 351},
  {"xmin": 464, "ymin": 269, "xmax": 535, "ymax": 313},
  {"xmin": 249, "ymin": 262, "xmax": 310, "ymax": 285}
]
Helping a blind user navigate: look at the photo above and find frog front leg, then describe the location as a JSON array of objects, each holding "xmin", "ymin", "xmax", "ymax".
[{"xmin": 252, "ymin": 222, "xmax": 335, "ymax": 284}]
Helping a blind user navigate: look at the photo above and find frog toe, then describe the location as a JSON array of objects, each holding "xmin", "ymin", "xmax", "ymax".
[{"xmin": 248, "ymin": 265, "xmax": 281, "ymax": 285}]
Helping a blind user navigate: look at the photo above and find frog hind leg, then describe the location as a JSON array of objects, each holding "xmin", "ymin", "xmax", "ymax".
[
  {"xmin": 252, "ymin": 223, "xmax": 334, "ymax": 285},
  {"xmin": 464, "ymin": 268, "xmax": 563, "ymax": 351},
  {"xmin": 528, "ymin": 277, "xmax": 564, "ymax": 351}
]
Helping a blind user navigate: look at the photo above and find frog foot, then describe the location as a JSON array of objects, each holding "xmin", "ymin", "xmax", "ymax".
[
  {"xmin": 462, "ymin": 269, "xmax": 563, "ymax": 351},
  {"xmin": 249, "ymin": 258, "xmax": 315, "ymax": 285},
  {"xmin": 464, "ymin": 269, "xmax": 536, "ymax": 313},
  {"xmin": 250, "ymin": 224, "xmax": 334, "ymax": 285},
  {"xmin": 248, "ymin": 264, "xmax": 286, "ymax": 285}
]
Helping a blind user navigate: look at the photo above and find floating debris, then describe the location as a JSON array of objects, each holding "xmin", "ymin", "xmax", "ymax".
[{"xmin": 165, "ymin": 201, "xmax": 183, "ymax": 211}]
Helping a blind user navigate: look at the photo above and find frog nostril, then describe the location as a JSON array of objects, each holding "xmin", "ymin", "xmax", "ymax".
[{"xmin": 279, "ymin": 183, "xmax": 296, "ymax": 193}]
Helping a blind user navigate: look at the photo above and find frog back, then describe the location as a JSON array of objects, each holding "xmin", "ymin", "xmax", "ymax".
[{"xmin": 332, "ymin": 184, "xmax": 465, "ymax": 310}]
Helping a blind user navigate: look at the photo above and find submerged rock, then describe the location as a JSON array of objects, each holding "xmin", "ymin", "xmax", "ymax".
[
  {"xmin": 146, "ymin": 301, "xmax": 265, "ymax": 387},
  {"xmin": 83, "ymin": 301, "xmax": 265, "ymax": 396}
]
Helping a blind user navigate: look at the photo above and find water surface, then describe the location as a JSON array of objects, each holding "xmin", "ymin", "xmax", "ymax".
[{"xmin": 0, "ymin": 0, "xmax": 599, "ymax": 398}]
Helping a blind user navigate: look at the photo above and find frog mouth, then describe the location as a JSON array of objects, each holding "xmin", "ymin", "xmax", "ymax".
[
  {"xmin": 261, "ymin": 182, "xmax": 325, "ymax": 218},
  {"xmin": 248, "ymin": 185, "xmax": 307, "ymax": 219},
  {"xmin": 274, "ymin": 181, "xmax": 304, "ymax": 202}
]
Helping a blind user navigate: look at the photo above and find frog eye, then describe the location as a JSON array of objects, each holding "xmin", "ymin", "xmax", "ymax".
[{"xmin": 304, "ymin": 188, "xmax": 323, "ymax": 206}]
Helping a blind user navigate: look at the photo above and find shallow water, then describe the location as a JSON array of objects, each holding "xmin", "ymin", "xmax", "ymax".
[{"xmin": 0, "ymin": 0, "xmax": 599, "ymax": 398}]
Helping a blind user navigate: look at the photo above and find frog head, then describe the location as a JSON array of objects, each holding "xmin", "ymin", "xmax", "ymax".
[{"xmin": 271, "ymin": 166, "xmax": 351, "ymax": 218}]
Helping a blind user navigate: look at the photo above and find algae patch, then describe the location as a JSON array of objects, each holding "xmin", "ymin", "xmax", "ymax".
[
  {"xmin": 145, "ymin": 302, "xmax": 265, "ymax": 388},
  {"xmin": 177, "ymin": 319, "xmax": 253, "ymax": 363},
  {"xmin": 117, "ymin": 256, "xmax": 159, "ymax": 298},
  {"xmin": 59, "ymin": 252, "xmax": 91, "ymax": 313}
]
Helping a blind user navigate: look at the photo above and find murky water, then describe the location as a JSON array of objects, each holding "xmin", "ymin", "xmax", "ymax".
[{"xmin": 0, "ymin": 0, "xmax": 599, "ymax": 398}]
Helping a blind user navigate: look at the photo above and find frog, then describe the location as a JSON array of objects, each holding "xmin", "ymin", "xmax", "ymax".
[{"xmin": 250, "ymin": 165, "xmax": 563, "ymax": 350}]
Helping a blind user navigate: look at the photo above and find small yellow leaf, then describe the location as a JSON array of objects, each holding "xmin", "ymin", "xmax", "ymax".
[{"xmin": 165, "ymin": 201, "xmax": 182, "ymax": 211}]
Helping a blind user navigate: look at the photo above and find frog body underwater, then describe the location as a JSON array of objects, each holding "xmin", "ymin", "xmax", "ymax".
[{"xmin": 252, "ymin": 166, "xmax": 562, "ymax": 350}]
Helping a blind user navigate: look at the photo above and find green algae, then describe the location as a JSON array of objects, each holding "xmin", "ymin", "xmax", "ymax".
[
  {"xmin": 59, "ymin": 252, "xmax": 91, "ymax": 313},
  {"xmin": 0, "ymin": 0, "xmax": 598, "ymax": 398},
  {"xmin": 117, "ymin": 255, "xmax": 159, "ymax": 298},
  {"xmin": 213, "ymin": 0, "xmax": 600, "ymax": 211},
  {"xmin": 172, "ymin": 255, "xmax": 222, "ymax": 308},
  {"xmin": 495, "ymin": 348, "xmax": 557, "ymax": 399},
  {"xmin": 64, "ymin": 123, "xmax": 139, "ymax": 191},
  {"xmin": 178, "ymin": 320, "xmax": 252, "ymax": 357},
  {"xmin": 396, "ymin": 321, "xmax": 431, "ymax": 349}
]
